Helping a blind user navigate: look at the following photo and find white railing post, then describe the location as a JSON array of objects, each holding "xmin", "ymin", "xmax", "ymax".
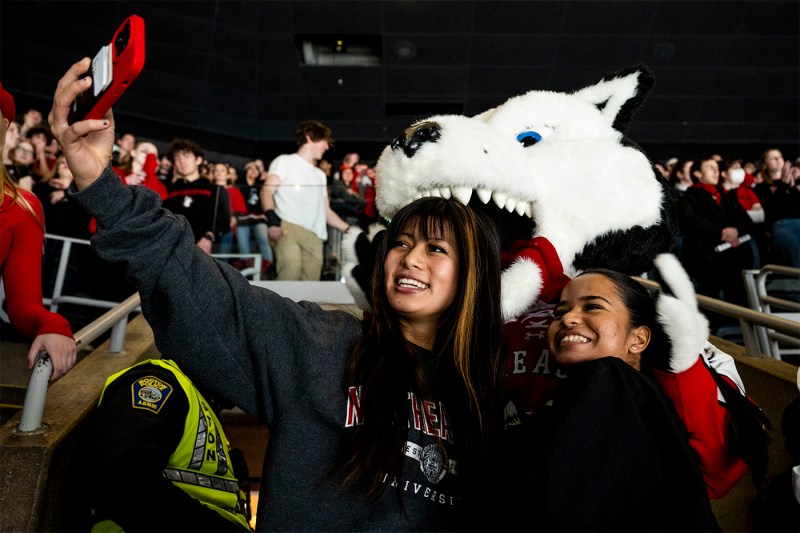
[
  {"xmin": 109, "ymin": 317, "xmax": 128, "ymax": 352},
  {"xmin": 17, "ymin": 351, "xmax": 53, "ymax": 432}
]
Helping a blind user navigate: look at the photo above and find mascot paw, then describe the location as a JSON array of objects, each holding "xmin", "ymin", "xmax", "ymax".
[
  {"xmin": 501, "ymin": 259, "xmax": 542, "ymax": 321},
  {"xmin": 653, "ymin": 253, "xmax": 709, "ymax": 373}
]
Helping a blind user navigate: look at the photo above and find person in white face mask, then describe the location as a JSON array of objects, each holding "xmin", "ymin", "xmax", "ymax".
[
  {"xmin": 721, "ymin": 158, "xmax": 766, "ymax": 268},
  {"xmin": 722, "ymin": 158, "xmax": 765, "ymax": 223}
]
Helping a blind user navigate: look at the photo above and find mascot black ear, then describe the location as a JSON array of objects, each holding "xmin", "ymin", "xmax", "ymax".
[{"xmin": 572, "ymin": 64, "xmax": 654, "ymax": 134}]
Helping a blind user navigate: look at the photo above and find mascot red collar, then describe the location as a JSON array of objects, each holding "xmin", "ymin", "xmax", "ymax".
[{"xmin": 372, "ymin": 65, "xmax": 674, "ymax": 319}]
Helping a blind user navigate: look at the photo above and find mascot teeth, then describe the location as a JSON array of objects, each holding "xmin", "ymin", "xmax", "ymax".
[
  {"xmin": 420, "ymin": 186, "xmax": 533, "ymax": 220},
  {"xmin": 492, "ymin": 191, "xmax": 508, "ymax": 208},
  {"xmin": 451, "ymin": 187, "xmax": 472, "ymax": 204},
  {"xmin": 476, "ymin": 188, "xmax": 492, "ymax": 203}
]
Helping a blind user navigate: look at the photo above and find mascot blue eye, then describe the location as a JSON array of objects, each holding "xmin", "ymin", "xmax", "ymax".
[{"xmin": 516, "ymin": 131, "xmax": 542, "ymax": 147}]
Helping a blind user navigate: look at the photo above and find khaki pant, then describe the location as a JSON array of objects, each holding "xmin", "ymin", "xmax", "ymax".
[{"xmin": 273, "ymin": 220, "xmax": 324, "ymax": 281}]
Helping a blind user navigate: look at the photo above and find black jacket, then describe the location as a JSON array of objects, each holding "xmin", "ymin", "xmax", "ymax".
[{"xmin": 501, "ymin": 357, "xmax": 720, "ymax": 532}]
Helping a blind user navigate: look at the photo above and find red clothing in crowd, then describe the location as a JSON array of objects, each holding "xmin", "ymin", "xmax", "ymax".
[
  {"xmin": 227, "ymin": 186, "xmax": 247, "ymax": 230},
  {"xmin": 113, "ymin": 153, "xmax": 167, "ymax": 199},
  {"xmin": 736, "ymin": 185, "xmax": 761, "ymax": 211},
  {"xmin": 0, "ymin": 188, "xmax": 73, "ymax": 338},
  {"xmin": 90, "ymin": 153, "xmax": 170, "ymax": 233}
]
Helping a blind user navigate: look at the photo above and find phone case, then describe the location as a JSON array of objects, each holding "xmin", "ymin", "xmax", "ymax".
[{"xmin": 68, "ymin": 14, "xmax": 145, "ymax": 124}]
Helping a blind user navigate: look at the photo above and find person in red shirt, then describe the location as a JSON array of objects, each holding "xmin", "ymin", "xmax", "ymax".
[
  {"xmin": 209, "ymin": 161, "xmax": 247, "ymax": 262},
  {"xmin": 337, "ymin": 151, "xmax": 359, "ymax": 181},
  {"xmin": 112, "ymin": 140, "xmax": 167, "ymax": 199},
  {"xmin": 85, "ymin": 140, "xmax": 169, "ymax": 236},
  {"xmin": 0, "ymin": 81, "xmax": 77, "ymax": 380}
]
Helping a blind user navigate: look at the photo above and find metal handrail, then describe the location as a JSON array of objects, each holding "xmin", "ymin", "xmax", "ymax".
[
  {"xmin": 39, "ymin": 234, "xmax": 264, "ymax": 310},
  {"xmin": 7, "ymin": 227, "xmax": 281, "ymax": 433},
  {"xmin": 637, "ymin": 276, "xmax": 800, "ymax": 337},
  {"xmin": 636, "ymin": 275, "xmax": 800, "ymax": 357},
  {"xmin": 16, "ymin": 292, "xmax": 142, "ymax": 432},
  {"xmin": 741, "ymin": 264, "xmax": 800, "ymax": 360},
  {"xmin": 12, "ymin": 242, "xmax": 262, "ymax": 433}
]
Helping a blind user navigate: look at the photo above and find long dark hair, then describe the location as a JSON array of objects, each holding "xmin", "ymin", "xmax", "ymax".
[
  {"xmin": 577, "ymin": 267, "xmax": 772, "ymax": 495},
  {"xmin": 339, "ymin": 196, "xmax": 504, "ymax": 500}
]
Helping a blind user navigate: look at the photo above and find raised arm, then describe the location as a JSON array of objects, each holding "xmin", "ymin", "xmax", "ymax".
[
  {"xmin": 48, "ymin": 59, "xmax": 360, "ymax": 421},
  {"xmin": 650, "ymin": 253, "xmax": 769, "ymax": 498}
]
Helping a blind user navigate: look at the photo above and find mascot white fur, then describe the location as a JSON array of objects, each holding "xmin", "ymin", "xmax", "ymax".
[{"xmin": 340, "ymin": 65, "xmax": 767, "ymax": 497}]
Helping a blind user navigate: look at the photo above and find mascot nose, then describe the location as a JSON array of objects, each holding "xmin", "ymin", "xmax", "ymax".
[{"xmin": 391, "ymin": 121, "xmax": 442, "ymax": 158}]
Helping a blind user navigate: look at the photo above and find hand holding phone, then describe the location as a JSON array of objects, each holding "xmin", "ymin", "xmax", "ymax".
[{"xmin": 68, "ymin": 14, "xmax": 145, "ymax": 124}]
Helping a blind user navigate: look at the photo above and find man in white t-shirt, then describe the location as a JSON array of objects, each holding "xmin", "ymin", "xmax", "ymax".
[{"xmin": 261, "ymin": 120, "xmax": 351, "ymax": 280}]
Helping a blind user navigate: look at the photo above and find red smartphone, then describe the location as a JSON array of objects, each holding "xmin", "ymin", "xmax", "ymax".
[{"xmin": 68, "ymin": 14, "xmax": 145, "ymax": 124}]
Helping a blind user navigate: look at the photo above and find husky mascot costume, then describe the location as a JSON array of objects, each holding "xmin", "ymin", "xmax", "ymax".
[{"xmin": 341, "ymin": 65, "xmax": 769, "ymax": 508}]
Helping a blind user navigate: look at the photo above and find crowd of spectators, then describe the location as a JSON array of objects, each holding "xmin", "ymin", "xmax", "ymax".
[{"xmin": 659, "ymin": 150, "xmax": 799, "ymax": 335}]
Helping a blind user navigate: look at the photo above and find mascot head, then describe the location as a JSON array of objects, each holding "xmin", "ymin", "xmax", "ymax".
[{"xmin": 371, "ymin": 65, "xmax": 675, "ymax": 319}]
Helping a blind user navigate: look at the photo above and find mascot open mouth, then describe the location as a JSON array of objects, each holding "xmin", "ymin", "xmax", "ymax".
[
  {"xmin": 397, "ymin": 183, "xmax": 536, "ymax": 250},
  {"xmin": 465, "ymin": 193, "xmax": 536, "ymax": 251}
]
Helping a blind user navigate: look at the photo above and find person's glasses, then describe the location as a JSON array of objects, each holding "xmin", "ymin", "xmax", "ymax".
[{"xmin": 16, "ymin": 147, "xmax": 34, "ymax": 155}]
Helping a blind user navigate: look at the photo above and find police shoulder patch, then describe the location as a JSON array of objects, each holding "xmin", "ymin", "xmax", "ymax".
[{"xmin": 131, "ymin": 375, "xmax": 174, "ymax": 414}]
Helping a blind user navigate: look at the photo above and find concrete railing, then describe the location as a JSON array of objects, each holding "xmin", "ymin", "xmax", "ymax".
[{"xmin": 635, "ymin": 275, "xmax": 800, "ymax": 358}]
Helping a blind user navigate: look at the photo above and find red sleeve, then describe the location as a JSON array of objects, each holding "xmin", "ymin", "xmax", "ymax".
[
  {"xmin": 737, "ymin": 187, "xmax": 760, "ymax": 211},
  {"xmin": 2, "ymin": 192, "xmax": 73, "ymax": 339},
  {"xmin": 228, "ymin": 187, "xmax": 247, "ymax": 215},
  {"xmin": 363, "ymin": 184, "xmax": 377, "ymax": 219},
  {"xmin": 142, "ymin": 153, "xmax": 167, "ymax": 199},
  {"xmin": 650, "ymin": 357, "xmax": 749, "ymax": 499}
]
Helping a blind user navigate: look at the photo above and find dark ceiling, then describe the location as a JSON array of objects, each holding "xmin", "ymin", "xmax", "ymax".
[{"xmin": 2, "ymin": 0, "xmax": 798, "ymax": 164}]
